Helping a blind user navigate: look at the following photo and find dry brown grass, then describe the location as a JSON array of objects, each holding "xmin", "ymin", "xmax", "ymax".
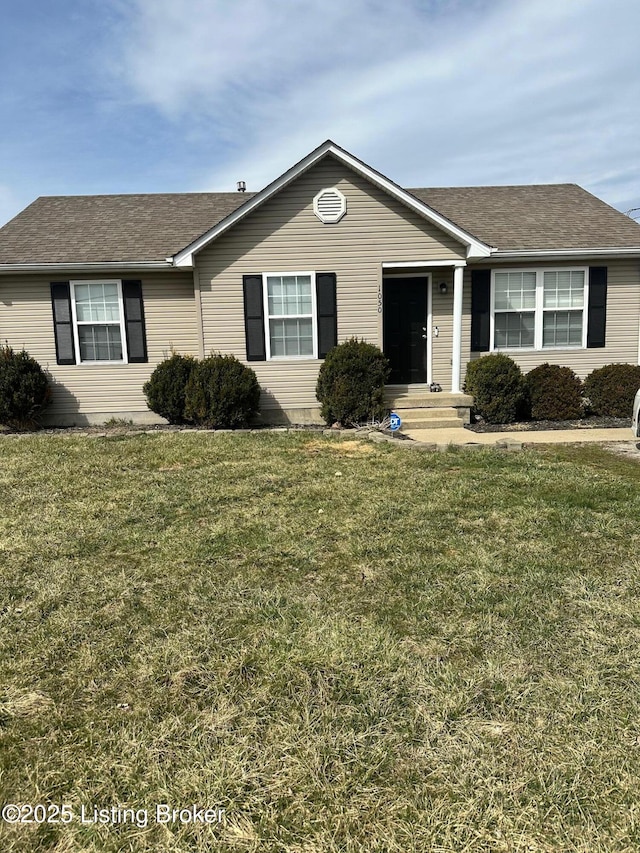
[{"xmin": 0, "ymin": 433, "xmax": 639, "ymax": 851}]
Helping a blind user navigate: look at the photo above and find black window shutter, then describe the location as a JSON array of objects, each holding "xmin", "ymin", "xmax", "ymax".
[
  {"xmin": 50, "ymin": 282, "xmax": 76, "ymax": 365},
  {"xmin": 122, "ymin": 280, "xmax": 148, "ymax": 363},
  {"xmin": 316, "ymin": 272, "xmax": 337, "ymax": 358},
  {"xmin": 470, "ymin": 269, "xmax": 491, "ymax": 352},
  {"xmin": 243, "ymin": 275, "xmax": 266, "ymax": 361},
  {"xmin": 587, "ymin": 267, "xmax": 607, "ymax": 348}
]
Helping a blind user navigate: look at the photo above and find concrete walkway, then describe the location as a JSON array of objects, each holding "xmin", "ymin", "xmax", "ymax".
[{"xmin": 401, "ymin": 426, "xmax": 637, "ymax": 446}]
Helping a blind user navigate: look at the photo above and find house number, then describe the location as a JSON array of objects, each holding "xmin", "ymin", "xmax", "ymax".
[{"xmin": 378, "ymin": 284, "xmax": 383, "ymax": 313}]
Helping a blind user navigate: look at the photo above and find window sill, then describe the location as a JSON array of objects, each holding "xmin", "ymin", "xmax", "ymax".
[
  {"xmin": 492, "ymin": 345, "xmax": 585, "ymax": 353},
  {"xmin": 266, "ymin": 355, "xmax": 319, "ymax": 362},
  {"xmin": 75, "ymin": 360, "xmax": 129, "ymax": 366}
]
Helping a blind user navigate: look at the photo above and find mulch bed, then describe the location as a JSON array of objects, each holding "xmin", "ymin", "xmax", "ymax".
[
  {"xmin": 466, "ymin": 417, "xmax": 631, "ymax": 433},
  {"xmin": 1, "ymin": 418, "xmax": 632, "ymax": 437}
]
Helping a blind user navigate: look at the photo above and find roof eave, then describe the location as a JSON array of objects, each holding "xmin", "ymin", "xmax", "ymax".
[
  {"xmin": 489, "ymin": 247, "xmax": 640, "ymax": 262},
  {"xmin": 0, "ymin": 260, "xmax": 181, "ymax": 274},
  {"xmin": 172, "ymin": 141, "xmax": 492, "ymax": 266}
]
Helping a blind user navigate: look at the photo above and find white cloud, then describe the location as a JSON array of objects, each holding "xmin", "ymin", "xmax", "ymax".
[
  {"xmin": 118, "ymin": 0, "xmax": 448, "ymax": 112},
  {"xmin": 115, "ymin": 0, "xmax": 640, "ymax": 209}
]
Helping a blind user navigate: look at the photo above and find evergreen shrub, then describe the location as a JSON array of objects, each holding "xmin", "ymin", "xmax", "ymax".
[
  {"xmin": 524, "ymin": 363, "xmax": 583, "ymax": 421},
  {"xmin": 464, "ymin": 353, "xmax": 526, "ymax": 424},
  {"xmin": 184, "ymin": 354, "xmax": 260, "ymax": 428},
  {"xmin": 0, "ymin": 345, "xmax": 51, "ymax": 430},
  {"xmin": 143, "ymin": 352, "xmax": 196, "ymax": 424},
  {"xmin": 315, "ymin": 338, "xmax": 390, "ymax": 425},
  {"xmin": 583, "ymin": 363, "xmax": 640, "ymax": 417}
]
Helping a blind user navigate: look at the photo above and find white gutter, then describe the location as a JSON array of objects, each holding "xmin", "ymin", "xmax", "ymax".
[
  {"xmin": 0, "ymin": 261, "xmax": 181, "ymax": 274},
  {"xmin": 490, "ymin": 247, "xmax": 640, "ymax": 261}
]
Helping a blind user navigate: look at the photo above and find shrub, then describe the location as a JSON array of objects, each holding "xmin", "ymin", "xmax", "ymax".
[
  {"xmin": 463, "ymin": 353, "xmax": 526, "ymax": 424},
  {"xmin": 184, "ymin": 354, "xmax": 260, "ymax": 428},
  {"xmin": 143, "ymin": 352, "xmax": 196, "ymax": 424},
  {"xmin": 316, "ymin": 338, "xmax": 391, "ymax": 425},
  {"xmin": 583, "ymin": 363, "xmax": 640, "ymax": 417},
  {"xmin": 524, "ymin": 363, "xmax": 583, "ymax": 421},
  {"xmin": 0, "ymin": 345, "xmax": 51, "ymax": 429}
]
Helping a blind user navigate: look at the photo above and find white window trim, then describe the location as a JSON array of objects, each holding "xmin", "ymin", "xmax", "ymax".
[
  {"xmin": 490, "ymin": 267, "xmax": 589, "ymax": 352},
  {"xmin": 262, "ymin": 271, "xmax": 318, "ymax": 361},
  {"xmin": 70, "ymin": 279, "xmax": 129, "ymax": 365}
]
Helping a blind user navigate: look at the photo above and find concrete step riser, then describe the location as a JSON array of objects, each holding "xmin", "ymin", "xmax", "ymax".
[
  {"xmin": 388, "ymin": 400, "xmax": 470, "ymax": 410},
  {"xmin": 385, "ymin": 392, "xmax": 473, "ymax": 409},
  {"xmin": 400, "ymin": 419, "xmax": 465, "ymax": 430},
  {"xmin": 395, "ymin": 407, "xmax": 461, "ymax": 420}
]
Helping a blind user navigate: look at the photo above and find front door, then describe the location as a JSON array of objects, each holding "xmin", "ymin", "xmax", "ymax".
[{"xmin": 383, "ymin": 277, "xmax": 428, "ymax": 384}]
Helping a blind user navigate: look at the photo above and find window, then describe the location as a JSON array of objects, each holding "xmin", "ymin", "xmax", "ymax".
[
  {"xmin": 494, "ymin": 271, "xmax": 536, "ymax": 348},
  {"xmin": 71, "ymin": 280, "xmax": 127, "ymax": 363},
  {"xmin": 243, "ymin": 271, "xmax": 336, "ymax": 362},
  {"xmin": 542, "ymin": 270, "xmax": 585, "ymax": 347},
  {"xmin": 264, "ymin": 273, "xmax": 316, "ymax": 358},
  {"xmin": 492, "ymin": 268, "xmax": 587, "ymax": 350}
]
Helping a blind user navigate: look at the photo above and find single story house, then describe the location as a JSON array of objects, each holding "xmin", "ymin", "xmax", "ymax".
[{"xmin": 1, "ymin": 139, "xmax": 640, "ymax": 426}]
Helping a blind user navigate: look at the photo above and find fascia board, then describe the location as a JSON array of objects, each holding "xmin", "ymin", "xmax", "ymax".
[
  {"xmin": 0, "ymin": 261, "xmax": 177, "ymax": 274},
  {"xmin": 490, "ymin": 247, "xmax": 640, "ymax": 262}
]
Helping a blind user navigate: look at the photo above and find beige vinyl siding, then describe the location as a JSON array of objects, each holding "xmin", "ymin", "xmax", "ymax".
[
  {"xmin": 465, "ymin": 259, "xmax": 640, "ymax": 380},
  {"xmin": 197, "ymin": 155, "xmax": 466, "ymax": 410},
  {"xmin": 0, "ymin": 271, "xmax": 198, "ymax": 422}
]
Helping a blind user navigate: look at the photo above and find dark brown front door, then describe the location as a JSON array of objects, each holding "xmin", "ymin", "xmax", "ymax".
[{"xmin": 383, "ymin": 278, "xmax": 428, "ymax": 384}]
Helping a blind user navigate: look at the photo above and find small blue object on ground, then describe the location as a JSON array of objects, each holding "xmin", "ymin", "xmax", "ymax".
[{"xmin": 389, "ymin": 412, "xmax": 402, "ymax": 432}]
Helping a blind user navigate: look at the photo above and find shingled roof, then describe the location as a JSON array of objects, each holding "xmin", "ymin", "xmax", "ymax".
[
  {"xmin": 408, "ymin": 184, "xmax": 640, "ymax": 252},
  {"xmin": 0, "ymin": 192, "xmax": 254, "ymax": 265},
  {"xmin": 1, "ymin": 181, "xmax": 639, "ymax": 265}
]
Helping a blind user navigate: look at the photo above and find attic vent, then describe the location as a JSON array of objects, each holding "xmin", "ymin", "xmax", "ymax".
[{"xmin": 313, "ymin": 187, "xmax": 346, "ymax": 224}]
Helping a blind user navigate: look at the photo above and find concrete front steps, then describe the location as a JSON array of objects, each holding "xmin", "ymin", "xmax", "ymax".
[
  {"xmin": 385, "ymin": 388, "xmax": 473, "ymax": 431},
  {"xmin": 394, "ymin": 407, "xmax": 464, "ymax": 430}
]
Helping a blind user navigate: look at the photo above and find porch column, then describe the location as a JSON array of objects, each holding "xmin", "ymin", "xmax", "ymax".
[{"xmin": 451, "ymin": 265, "xmax": 464, "ymax": 393}]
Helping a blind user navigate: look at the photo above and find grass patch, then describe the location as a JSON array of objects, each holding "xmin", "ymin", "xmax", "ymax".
[{"xmin": 1, "ymin": 433, "xmax": 640, "ymax": 851}]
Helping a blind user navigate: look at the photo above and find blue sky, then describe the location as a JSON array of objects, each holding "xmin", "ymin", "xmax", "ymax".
[{"xmin": 1, "ymin": 0, "xmax": 639, "ymax": 227}]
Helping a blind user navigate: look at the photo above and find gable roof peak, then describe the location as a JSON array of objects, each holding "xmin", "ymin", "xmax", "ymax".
[{"xmin": 172, "ymin": 140, "xmax": 492, "ymax": 265}]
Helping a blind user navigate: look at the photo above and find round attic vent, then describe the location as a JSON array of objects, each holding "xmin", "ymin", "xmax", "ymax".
[{"xmin": 313, "ymin": 187, "xmax": 347, "ymax": 223}]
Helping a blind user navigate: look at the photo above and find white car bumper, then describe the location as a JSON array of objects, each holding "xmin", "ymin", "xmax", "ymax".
[{"xmin": 633, "ymin": 388, "xmax": 640, "ymax": 438}]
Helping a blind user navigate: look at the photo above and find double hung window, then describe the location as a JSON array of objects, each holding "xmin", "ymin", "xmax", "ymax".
[
  {"xmin": 541, "ymin": 270, "xmax": 585, "ymax": 348},
  {"xmin": 492, "ymin": 269, "xmax": 587, "ymax": 350},
  {"xmin": 493, "ymin": 271, "xmax": 536, "ymax": 348},
  {"xmin": 264, "ymin": 273, "xmax": 316, "ymax": 358},
  {"xmin": 71, "ymin": 281, "xmax": 127, "ymax": 362}
]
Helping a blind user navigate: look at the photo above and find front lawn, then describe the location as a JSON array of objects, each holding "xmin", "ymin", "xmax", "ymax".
[{"xmin": 1, "ymin": 433, "xmax": 639, "ymax": 852}]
